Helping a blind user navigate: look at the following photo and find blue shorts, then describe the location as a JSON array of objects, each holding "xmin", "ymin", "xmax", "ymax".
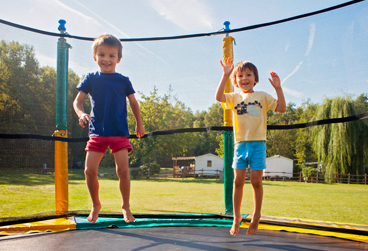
[{"xmin": 232, "ymin": 141, "xmax": 266, "ymax": 170}]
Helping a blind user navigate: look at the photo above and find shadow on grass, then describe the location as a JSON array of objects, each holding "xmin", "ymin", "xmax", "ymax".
[
  {"xmin": 0, "ymin": 171, "xmax": 55, "ymax": 186},
  {"xmin": 132, "ymin": 177, "xmax": 223, "ymax": 184},
  {"xmin": 2, "ymin": 169, "xmax": 317, "ymax": 187},
  {"xmin": 0, "ymin": 169, "xmax": 86, "ymax": 186}
]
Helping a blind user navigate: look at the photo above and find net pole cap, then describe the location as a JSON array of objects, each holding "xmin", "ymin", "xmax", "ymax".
[
  {"xmin": 58, "ymin": 19, "xmax": 66, "ymax": 34},
  {"xmin": 223, "ymin": 21, "xmax": 231, "ymax": 31}
]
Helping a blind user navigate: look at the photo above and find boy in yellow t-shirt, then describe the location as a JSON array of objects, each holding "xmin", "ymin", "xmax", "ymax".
[{"xmin": 215, "ymin": 58, "xmax": 286, "ymax": 236}]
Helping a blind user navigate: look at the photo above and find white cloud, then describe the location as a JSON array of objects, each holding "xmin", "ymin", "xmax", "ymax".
[
  {"xmin": 35, "ymin": 52, "xmax": 56, "ymax": 68},
  {"xmin": 70, "ymin": 0, "xmax": 130, "ymax": 38},
  {"xmin": 282, "ymin": 61, "xmax": 303, "ymax": 86},
  {"xmin": 305, "ymin": 23, "xmax": 315, "ymax": 56},
  {"xmin": 285, "ymin": 43, "xmax": 289, "ymax": 53},
  {"xmin": 283, "ymin": 87, "xmax": 303, "ymax": 98},
  {"xmin": 149, "ymin": 0, "xmax": 213, "ymax": 31},
  {"xmin": 30, "ymin": 0, "xmax": 105, "ymax": 33},
  {"xmin": 52, "ymin": 0, "xmax": 97, "ymax": 23},
  {"xmin": 71, "ymin": 0, "xmax": 168, "ymax": 65},
  {"xmin": 278, "ymin": 61, "xmax": 304, "ymax": 98}
]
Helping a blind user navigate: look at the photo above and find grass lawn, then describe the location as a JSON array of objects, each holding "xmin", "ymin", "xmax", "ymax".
[{"xmin": 1, "ymin": 169, "xmax": 367, "ymax": 225}]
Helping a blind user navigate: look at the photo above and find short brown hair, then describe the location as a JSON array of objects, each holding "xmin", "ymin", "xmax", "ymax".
[
  {"xmin": 92, "ymin": 34, "xmax": 122, "ymax": 60},
  {"xmin": 230, "ymin": 61, "xmax": 259, "ymax": 87}
]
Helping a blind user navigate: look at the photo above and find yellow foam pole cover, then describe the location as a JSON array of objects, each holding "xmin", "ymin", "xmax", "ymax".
[
  {"xmin": 54, "ymin": 130, "xmax": 68, "ymax": 214},
  {"xmin": 222, "ymin": 36, "xmax": 235, "ymax": 126}
]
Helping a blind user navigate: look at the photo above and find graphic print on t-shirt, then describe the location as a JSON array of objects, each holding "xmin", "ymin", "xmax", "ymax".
[{"xmin": 234, "ymin": 100, "xmax": 262, "ymax": 117}]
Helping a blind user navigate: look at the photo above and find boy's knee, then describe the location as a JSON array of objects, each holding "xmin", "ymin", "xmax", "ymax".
[
  {"xmin": 116, "ymin": 168, "xmax": 129, "ymax": 178},
  {"xmin": 234, "ymin": 177, "xmax": 245, "ymax": 188},
  {"xmin": 84, "ymin": 167, "xmax": 98, "ymax": 177},
  {"xmin": 251, "ymin": 178, "xmax": 263, "ymax": 188}
]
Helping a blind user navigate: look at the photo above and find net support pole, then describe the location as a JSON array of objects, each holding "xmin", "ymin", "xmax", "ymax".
[
  {"xmin": 222, "ymin": 21, "xmax": 235, "ymax": 215},
  {"xmin": 54, "ymin": 19, "xmax": 71, "ymax": 215}
]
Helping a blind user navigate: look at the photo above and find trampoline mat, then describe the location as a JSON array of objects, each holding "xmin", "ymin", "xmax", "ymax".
[{"xmin": 1, "ymin": 226, "xmax": 368, "ymax": 251}]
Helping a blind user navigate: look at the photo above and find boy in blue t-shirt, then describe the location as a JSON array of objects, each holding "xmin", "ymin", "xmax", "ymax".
[{"xmin": 73, "ymin": 34, "xmax": 145, "ymax": 224}]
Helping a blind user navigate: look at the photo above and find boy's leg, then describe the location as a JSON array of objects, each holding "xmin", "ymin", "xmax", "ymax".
[
  {"xmin": 84, "ymin": 150, "xmax": 105, "ymax": 223},
  {"xmin": 247, "ymin": 169, "xmax": 263, "ymax": 235},
  {"xmin": 113, "ymin": 148, "xmax": 135, "ymax": 223},
  {"xmin": 230, "ymin": 168, "xmax": 246, "ymax": 237}
]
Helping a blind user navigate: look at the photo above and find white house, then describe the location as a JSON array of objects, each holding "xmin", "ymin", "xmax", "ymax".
[
  {"xmin": 264, "ymin": 155, "xmax": 293, "ymax": 178},
  {"xmin": 194, "ymin": 153, "xmax": 223, "ymax": 176}
]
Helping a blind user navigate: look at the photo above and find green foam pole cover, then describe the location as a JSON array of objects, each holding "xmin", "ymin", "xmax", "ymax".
[
  {"xmin": 56, "ymin": 39, "xmax": 71, "ymax": 130},
  {"xmin": 223, "ymin": 130, "xmax": 234, "ymax": 215}
]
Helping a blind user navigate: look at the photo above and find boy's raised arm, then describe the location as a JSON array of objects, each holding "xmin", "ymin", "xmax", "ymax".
[
  {"xmin": 268, "ymin": 72, "xmax": 286, "ymax": 113},
  {"xmin": 215, "ymin": 58, "xmax": 234, "ymax": 103}
]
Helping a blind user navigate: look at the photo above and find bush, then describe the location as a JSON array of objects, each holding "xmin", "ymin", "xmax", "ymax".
[
  {"xmin": 150, "ymin": 162, "xmax": 161, "ymax": 175},
  {"xmin": 130, "ymin": 168, "xmax": 142, "ymax": 179},
  {"xmin": 300, "ymin": 164, "xmax": 317, "ymax": 182},
  {"xmin": 140, "ymin": 162, "xmax": 161, "ymax": 176}
]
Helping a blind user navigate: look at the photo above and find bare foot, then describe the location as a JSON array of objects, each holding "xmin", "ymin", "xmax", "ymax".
[
  {"xmin": 246, "ymin": 215, "xmax": 261, "ymax": 235},
  {"xmin": 122, "ymin": 208, "xmax": 135, "ymax": 223},
  {"xmin": 87, "ymin": 204, "xmax": 101, "ymax": 223},
  {"xmin": 230, "ymin": 217, "xmax": 242, "ymax": 237}
]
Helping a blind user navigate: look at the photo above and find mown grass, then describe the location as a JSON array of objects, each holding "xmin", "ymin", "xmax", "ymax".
[{"xmin": 0, "ymin": 169, "xmax": 367, "ymax": 225}]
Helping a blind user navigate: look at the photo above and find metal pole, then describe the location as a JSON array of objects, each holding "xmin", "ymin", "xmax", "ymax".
[
  {"xmin": 222, "ymin": 21, "xmax": 235, "ymax": 215},
  {"xmin": 54, "ymin": 19, "xmax": 71, "ymax": 215}
]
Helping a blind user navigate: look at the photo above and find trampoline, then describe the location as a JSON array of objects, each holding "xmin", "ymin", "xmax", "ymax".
[
  {"xmin": 1, "ymin": 227, "xmax": 368, "ymax": 251},
  {"xmin": 1, "ymin": 213, "xmax": 368, "ymax": 250},
  {"xmin": 1, "ymin": 1, "xmax": 368, "ymax": 250}
]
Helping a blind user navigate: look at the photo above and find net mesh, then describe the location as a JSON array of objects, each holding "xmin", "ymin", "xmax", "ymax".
[{"xmin": 0, "ymin": 1, "xmax": 367, "ymax": 223}]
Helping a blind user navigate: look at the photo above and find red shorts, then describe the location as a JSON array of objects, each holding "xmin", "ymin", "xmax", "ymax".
[{"xmin": 85, "ymin": 136, "xmax": 133, "ymax": 153}]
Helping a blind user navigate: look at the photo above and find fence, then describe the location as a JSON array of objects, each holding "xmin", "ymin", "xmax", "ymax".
[
  {"xmin": 173, "ymin": 166, "xmax": 222, "ymax": 179},
  {"xmin": 130, "ymin": 167, "xmax": 368, "ymax": 184},
  {"xmin": 263, "ymin": 171, "xmax": 368, "ymax": 185}
]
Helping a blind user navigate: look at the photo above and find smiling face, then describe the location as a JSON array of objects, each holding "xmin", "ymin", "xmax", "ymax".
[
  {"xmin": 94, "ymin": 44, "xmax": 121, "ymax": 73},
  {"xmin": 235, "ymin": 68, "xmax": 256, "ymax": 93},
  {"xmin": 230, "ymin": 61, "xmax": 259, "ymax": 93}
]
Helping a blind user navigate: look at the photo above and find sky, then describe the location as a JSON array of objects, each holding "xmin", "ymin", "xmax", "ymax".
[{"xmin": 1, "ymin": 0, "xmax": 367, "ymax": 112}]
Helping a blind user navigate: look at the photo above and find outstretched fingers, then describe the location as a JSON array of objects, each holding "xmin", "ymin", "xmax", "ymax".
[
  {"xmin": 220, "ymin": 58, "xmax": 234, "ymax": 75},
  {"xmin": 268, "ymin": 71, "xmax": 281, "ymax": 89}
]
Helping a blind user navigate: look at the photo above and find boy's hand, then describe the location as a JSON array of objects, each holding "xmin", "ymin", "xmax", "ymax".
[
  {"xmin": 220, "ymin": 57, "xmax": 234, "ymax": 76},
  {"xmin": 136, "ymin": 124, "xmax": 146, "ymax": 138},
  {"xmin": 268, "ymin": 72, "xmax": 281, "ymax": 89},
  {"xmin": 78, "ymin": 113, "xmax": 91, "ymax": 128}
]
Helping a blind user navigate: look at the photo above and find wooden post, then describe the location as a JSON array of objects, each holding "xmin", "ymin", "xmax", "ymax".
[
  {"xmin": 316, "ymin": 172, "xmax": 319, "ymax": 183},
  {"xmin": 365, "ymin": 174, "xmax": 367, "ymax": 185},
  {"xmin": 348, "ymin": 173, "xmax": 350, "ymax": 184}
]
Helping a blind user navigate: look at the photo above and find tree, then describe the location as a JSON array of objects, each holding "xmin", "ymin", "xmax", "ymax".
[
  {"xmin": 266, "ymin": 103, "xmax": 298, "ymax": 160},
  {"xmin": 0, "ymin": 40, "xmax": 41, "ymax": 133},
  {"xmin": 294, "ymin": 100, "xmax": 318, "ymax": 166},
  {"xmin": 191, "ymin": 103, "xmax": 223, "ymax": 157},
  {"xmin": 311, "ymin": 95, "xmax": 368, "ymax": 179},
  {"xmin": 0, "ymin": 40, "xmax": 54, "ymax": 169},
  {"xmin": 0, "ymin": 40, "xmax": 82, "ymax": 170},
  {"xmin": 127, "ymin": 87, "xmax": 196, "ymax": 167}
]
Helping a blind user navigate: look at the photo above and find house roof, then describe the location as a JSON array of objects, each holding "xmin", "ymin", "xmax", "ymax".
[
  {"xmin": 266, "ymin": 155, "xmax": 293, "ymax": 161},
  {"xmin": 172, "ymin": 156, "xmax": 195, "ymax": 160},
  {"xmin": 195, "ymin": 153, "xmax": 223, "ymax": 160},
  {"xmin": 172, "ymin": 153, "xmax": 223, "ymax": 161}
]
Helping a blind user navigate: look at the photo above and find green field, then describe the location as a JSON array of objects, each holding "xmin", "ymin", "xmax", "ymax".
[{"xmin": 1, "ymin": 169, "xmax": 368, "ymax": 225}]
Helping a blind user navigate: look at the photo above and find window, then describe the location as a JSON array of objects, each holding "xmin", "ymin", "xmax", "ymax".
[{"xmin": 207, "ymin": 160, "xmax": 212, "ymax": 167}]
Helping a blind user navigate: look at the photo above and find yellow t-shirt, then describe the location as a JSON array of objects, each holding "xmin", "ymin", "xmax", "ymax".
[{"xmin": 224, "ymin": 91, "xmax": 278, "ymax": 143}]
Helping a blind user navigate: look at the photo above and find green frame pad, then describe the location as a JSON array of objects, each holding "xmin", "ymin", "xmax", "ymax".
[{"xmin": 75, "ymin": 215, "xmax": 235, "ymax": 230}]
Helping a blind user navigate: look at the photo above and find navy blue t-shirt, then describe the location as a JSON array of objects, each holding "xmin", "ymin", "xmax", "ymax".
[{"xmin": 76, "ymin": 71, "xmax": 135, "ymax": 137}]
